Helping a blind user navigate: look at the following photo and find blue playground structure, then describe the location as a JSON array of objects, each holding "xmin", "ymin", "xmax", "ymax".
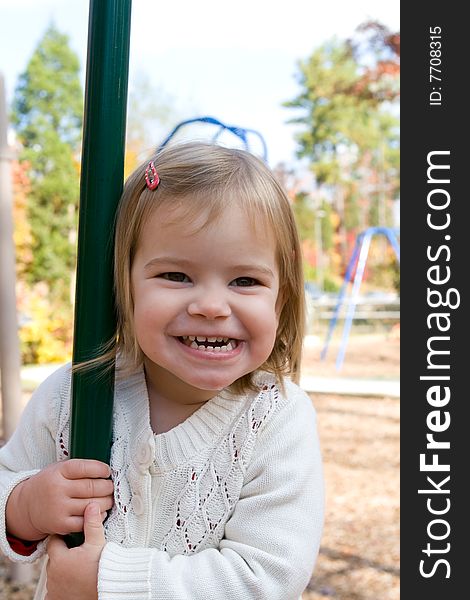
[
  {"xmin": 157, "ymin": 116, "xmax": 268, "ymax": 162},
  {"xmin": 320, "ymin": 226, "xmax": 400, "ymax": 370}
]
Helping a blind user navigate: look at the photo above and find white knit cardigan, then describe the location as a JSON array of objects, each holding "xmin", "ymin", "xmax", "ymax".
[{"xmin": 0, "ymin": 364, "xmax": 324, "ymax": 600}]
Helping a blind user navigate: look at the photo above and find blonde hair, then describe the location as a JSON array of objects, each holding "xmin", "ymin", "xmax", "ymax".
[{"xmin": 99, "ymin": 142, "xmax": 305, "ymax": 393}]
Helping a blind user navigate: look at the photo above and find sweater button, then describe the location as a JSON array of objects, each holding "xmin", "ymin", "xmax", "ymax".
[
  {"xmin": 137, "ymin": 434, "xmax": 155, "ymax": 471},
  {"xmin": 131, "ymin": 493, "xmax": 144, "ymax": 515}
]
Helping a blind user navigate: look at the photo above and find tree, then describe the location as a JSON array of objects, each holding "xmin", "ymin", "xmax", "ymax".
[
  {"xmin": 285, "ymin": 22, "xmax": 399, "ymax": 276},
  {"xmin": 12, "ymin": 24, "xmax": 83, "ymax": 302},
  {"xmin": 11, "ymin": 160, "xmax": 33, "ymax": 277},
  {"xmin": 346, "ymin": 20, "xmax": 400, "ymax": 102}
]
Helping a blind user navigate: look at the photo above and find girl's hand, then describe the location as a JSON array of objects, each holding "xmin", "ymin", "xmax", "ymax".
[
  {"xmin": 45, "ymin": 502, "xmax": 105, "ymax": 600},
  {"xmin": 6, "ymin": 459, "xmax": 113, "ymax": 541}
]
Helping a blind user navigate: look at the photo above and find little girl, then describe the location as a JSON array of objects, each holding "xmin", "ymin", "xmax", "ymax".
[{"xmin": 0, "ymin": 142, "xmax": 324, "ymax": 599}]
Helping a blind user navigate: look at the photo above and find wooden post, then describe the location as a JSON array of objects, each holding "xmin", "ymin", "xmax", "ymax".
[{"xmin": 0, "ymin": 72, "xmax": 34, "ymax": 585}]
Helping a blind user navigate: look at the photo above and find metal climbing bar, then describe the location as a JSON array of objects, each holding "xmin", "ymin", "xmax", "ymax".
[
  {"xmin": 320, "ymin": 237, "xmax": 362, "ymax": 361},
  {"xmin": 68, "ymin": 0, "xmax": 132, "ymax": 546}
]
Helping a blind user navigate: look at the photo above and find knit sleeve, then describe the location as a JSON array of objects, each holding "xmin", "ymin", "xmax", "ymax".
[
  {"xmin": 98, "ymin": 383, "xmax": 324, "ymax": 600},
  {"xmin": 0, "ymin": 364, "xmax": 70, "ymax": 562}
]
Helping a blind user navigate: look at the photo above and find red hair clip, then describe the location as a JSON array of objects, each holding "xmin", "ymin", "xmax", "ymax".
[{"xmin": 145, "ymin": 161, "xmax": 160, "ymax": 190}]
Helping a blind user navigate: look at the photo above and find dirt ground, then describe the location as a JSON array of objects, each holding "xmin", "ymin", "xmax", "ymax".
[
  {"xmin": 301, "ymin": 331, "xmax": 400, "ymax": 600},
  {"xmin": 0, "ymin": 332, "xmax": 399, "ymax": 599},
  {"xmin": 303, "ymin": 393, "xmax": 399, "ymax": 600},
  {"xmin": 302, "ymin": 329, "xmax": 400, "ymax": 380}
]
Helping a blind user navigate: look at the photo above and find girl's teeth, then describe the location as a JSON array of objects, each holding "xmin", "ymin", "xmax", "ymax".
[
  {"xmin": 186, "ymin": 338, "xmax": 236, "ymax": 352},
  {"xmin": 185, "ymin": 335, "xmax": 231, "ymax": 343}
]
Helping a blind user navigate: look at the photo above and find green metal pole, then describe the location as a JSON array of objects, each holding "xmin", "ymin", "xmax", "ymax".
[{"xmin": 68, "ymin": 0, "xmax": 132, "ymax": 546}]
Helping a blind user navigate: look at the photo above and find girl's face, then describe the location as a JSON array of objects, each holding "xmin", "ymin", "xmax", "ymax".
[{"xmin": 130, "ymin": 202, "xmax": 281, "ymax": 404}]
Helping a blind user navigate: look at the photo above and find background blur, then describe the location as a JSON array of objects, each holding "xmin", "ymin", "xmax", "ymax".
[
  {"xmin": 0, "ymin": 1, "xmax": 400, "ymax": 598},
  {"xmin": 1, "ymin": 0, "xmax": 400, "ymax": 364}
]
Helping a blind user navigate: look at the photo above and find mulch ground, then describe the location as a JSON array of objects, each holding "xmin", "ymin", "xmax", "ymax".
[
  {"xmin": 1, "ymin": 332, "xmax": 400, "ymax": 600},
  {"xmin": 301, "ymin": 332, "xmax": 400, "ymax": 600},
  {"xmin": 303, "ymin": 393, "xmax": 399, "ymax": 600}
]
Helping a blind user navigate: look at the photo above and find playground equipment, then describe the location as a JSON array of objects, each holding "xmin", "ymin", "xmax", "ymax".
[
  {"xmin": 67, "ymin": 0, "xmax": 132, "ymax": 546},
  {"xmin": 320, "ymin": 226, "xmax": 400, "ymax": 370},
  {"xmin": 158, "ymin": 116, "xmax": 268, "ymax": 161},
  {"xmin": 0, "ymin": 74, "xmax": 23, "ymax": 442},
  {"xmin": 1, "ymin": 71, "xmax": 37, "ymax": 587}
]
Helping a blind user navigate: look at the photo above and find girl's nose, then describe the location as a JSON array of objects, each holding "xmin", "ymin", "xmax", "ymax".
[{"xmin": 187, "ymin": 287, "xmax": 231, "ymax": 319}]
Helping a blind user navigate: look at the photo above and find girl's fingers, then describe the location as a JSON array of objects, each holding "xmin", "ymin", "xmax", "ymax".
[
  {"xmin": 68, "ymin": 496, "xmax": 114, "ymax": 517},
  {"xmin": 68, "ymin": 477, "xmax": 114, "ymax": 499},
  {"xmin": 61, "ymin": 459, "xmax": 111, "ymax": 480},
  {"xmin": 53, "ymin": 516, "xmax": 84, "ymax": 535},
  {"xmin": 82, "ymin": 503, "xmax": 106, "ymax": 548}
]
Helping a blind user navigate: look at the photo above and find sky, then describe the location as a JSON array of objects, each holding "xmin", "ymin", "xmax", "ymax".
[{"xmin": 0, "ymin": 0, "xmax": 399, "ymax": 168}]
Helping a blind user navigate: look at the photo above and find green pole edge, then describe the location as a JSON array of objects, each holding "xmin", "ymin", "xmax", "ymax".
[{"xmin": 68, "ymin": 0, "xmax": 132, "ymax": 547}]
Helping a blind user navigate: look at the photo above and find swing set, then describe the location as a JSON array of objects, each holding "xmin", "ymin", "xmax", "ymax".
[
  {"xmin": 158, "ymin": 115, "xmax": 268, "ymax": 161},
  {"xmin": 320, "ymin": 226, "xmax": 400, "ymax": 370}
]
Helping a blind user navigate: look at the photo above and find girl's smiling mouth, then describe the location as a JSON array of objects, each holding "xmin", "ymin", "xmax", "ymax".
[{"xmin": 177, "ymin": 335, "xmax": 240, "ymax": 353}]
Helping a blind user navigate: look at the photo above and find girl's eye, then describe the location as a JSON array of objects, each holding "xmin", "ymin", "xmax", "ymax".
[
  {"xmin": 231, "ymin": 276, "xmax": 258, "ymax": 287},
  {"xmin": 160, "ymin": 272, "xmax": 189, "ymax": 283}
]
